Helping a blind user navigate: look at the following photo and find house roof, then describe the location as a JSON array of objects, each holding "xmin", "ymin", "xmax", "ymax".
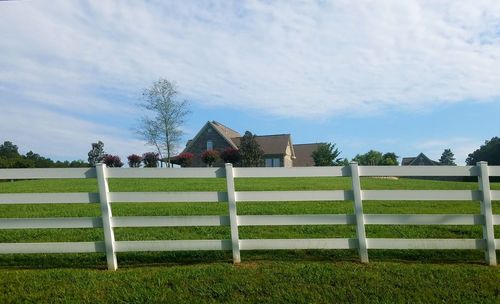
[
  {"xmin": 402, "ymin": 153, "xmax": 440, "ymax": 166},
  {"xmin": 211, "ymin": 121, "xmax": 241, "ymax": 140},
  {"xmin": 183, "ymin": 121, "xmax": 299, "ymax": 157},
  {"xmin": 293, "ymin": 143, "xmax": 322, "ymax": 167},
  {"xmin": 183, "ymin": 121, "xmax": 240, "ymax": 152},
  {"xmin": 231, "ymin": 134, "xmax": 294, "ymax": 156}
]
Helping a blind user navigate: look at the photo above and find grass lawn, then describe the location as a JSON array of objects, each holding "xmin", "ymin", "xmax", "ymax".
[{"xmin": 0, "ymin": 176, "xmax": 499, "ymax": 303}]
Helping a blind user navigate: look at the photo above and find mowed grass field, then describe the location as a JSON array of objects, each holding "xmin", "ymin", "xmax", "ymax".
[{"xmin": 0, "ymin": 176, "xmax": 499, "ymax": 303}]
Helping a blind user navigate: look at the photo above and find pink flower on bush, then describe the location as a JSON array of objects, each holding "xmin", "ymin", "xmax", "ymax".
[
  {"xmin": 177, "ymin": 152, "xmax": 194, "ymax": 167},
  {"xmin": 201, "ymin": 150, "xmax": 219, "ymax": 167},
  {"xmin": 102, "ymin": 154, "xmax": 124, "ymax": 168}
]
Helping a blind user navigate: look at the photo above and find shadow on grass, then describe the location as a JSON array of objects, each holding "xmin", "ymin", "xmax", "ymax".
[
  {"xmin": 0, "ymin": 249, "xmax": 491, "ymax": 270},
  {"xmin": 0, "ymin": 253, "xmax": 107, "ymax": 270}
]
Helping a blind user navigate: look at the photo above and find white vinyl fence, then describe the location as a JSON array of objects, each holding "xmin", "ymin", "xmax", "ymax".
[{"xmin": 0, "ymin": 162, "xmax": 498, "ymax": 270}]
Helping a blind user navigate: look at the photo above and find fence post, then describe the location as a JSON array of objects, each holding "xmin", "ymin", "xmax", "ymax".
[
  {"xmin": 350, "ymin": 162, "xmax": 369, "ymax": 263},
  {"xmin": 477, "ymin": 161, "xmax": 497, "ymax": 266},
  {"xmin": 96, "ymin": 163, "xmax": 118, "ymax": 270},
  {"xmin": 225, "ymin": 163, "xmax": 241, "ymax": 264}
]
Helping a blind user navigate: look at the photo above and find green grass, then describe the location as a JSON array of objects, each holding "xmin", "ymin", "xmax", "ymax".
[{"xmin": 0, "ymin": 176, "xmax": 499, "ymax": 303}]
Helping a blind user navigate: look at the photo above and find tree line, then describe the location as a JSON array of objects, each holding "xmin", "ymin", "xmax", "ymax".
[
  {"xmin": 2, "ymin": 136, "xmax": 499, "ymax": 169},
  {"xmin": 0, "ymin": 141, "xmax": 89, "ymax": 168}
]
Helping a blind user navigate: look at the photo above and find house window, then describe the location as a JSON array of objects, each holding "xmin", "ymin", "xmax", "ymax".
[
  {"xmin": 207, "ymin": 128, "xmax": 212, "ymax": 133},
  {"xmin": 265, "ymin": 158, "xmax": 281, "ymax": 167},
  {"xmin": 206, "ymin": 140, "xmax": 213, "ymax": 150}
]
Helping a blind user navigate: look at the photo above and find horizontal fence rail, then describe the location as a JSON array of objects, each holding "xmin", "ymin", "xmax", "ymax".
[
  {"xmin": 109, "ymin": 192, "xmax": 228, "ymax": 203},
  {"xmin": 0, "ymin": 168, "xmax": 96, "ymax": 179},
  {"xmin": 0, "ymin": 162, "xmax": 498, "ymax": 269},
  {"xmin": 0, "ymin": 193, "xmax": 100, "ymax": 204}
]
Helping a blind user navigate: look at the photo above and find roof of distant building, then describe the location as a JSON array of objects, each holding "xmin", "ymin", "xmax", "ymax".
[{"xmin": 293, "ymin": 143, "xmax": 322, "ymax": 167}]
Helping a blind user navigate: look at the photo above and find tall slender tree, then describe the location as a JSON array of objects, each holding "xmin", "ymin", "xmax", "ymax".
[{"xmin": 137, "ymin": 78, "xmax": 190, "ymax": 167}]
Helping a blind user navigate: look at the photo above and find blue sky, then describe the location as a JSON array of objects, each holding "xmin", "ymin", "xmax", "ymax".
[{"xmin": 1, "ymin": 0, "xmax": 500, "ymax": 164}]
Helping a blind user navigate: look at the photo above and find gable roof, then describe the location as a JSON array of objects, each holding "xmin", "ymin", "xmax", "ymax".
[
  {"xmin": 231, "ymin": 134, "xmax": 295, "ymax": 156},
  {"xmin": 293, "ymin": 143, "xmax": 322, "ymax": 167},
  {"xmin": 401, "ymin": 157, "xmax": 416, "ymax": 166},
  {"xmin": 183, "ymin": 121, "xmax": 240, "ymax": 152},
  {"xmin": 211, "ymin": 121, "xmax": 241, "ymax": 140},
  {"xmin": 402, "ymin": 153, "xmax": 440, "ymax": 166}
]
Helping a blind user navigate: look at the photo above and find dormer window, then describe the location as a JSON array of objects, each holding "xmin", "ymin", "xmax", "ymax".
[{"xmin": 207, "ymin": 140, "xmax": 213, "ymax": 150}]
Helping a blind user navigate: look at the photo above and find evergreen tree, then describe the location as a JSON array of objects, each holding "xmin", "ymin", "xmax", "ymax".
[
  {"xmin": 87, "ymin": 141, "xmax": 105, "ymax": 166},
  {"xmin": 239, "ymin": 131, "xmax": 264, "ymax": 167},
  {"xmin": 311, "ymin": 143, "xmax": 342, "ymax": 166},
  {"xmin": 439, "ymin": 149, "xmax": 456, "ymax": 166}
]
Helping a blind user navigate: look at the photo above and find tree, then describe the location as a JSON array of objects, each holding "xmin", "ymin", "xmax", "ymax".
[
  {"xmin": 102, "ymin": 155, "xmax": 124, "ymax": 168},
  {"xmin": 381, "ymin": 152, "xmax": 399, "ymax": 166},
  {"xmin": 439, "ymin": 149, "xmax": 456, "ymax": 166},
  {"xmin": 239, "ymin": 131, "xmax": 264, "ymax": 167},
  {"xmin": 0, "ymin": 141, "xmax": 25, "ymax": 168},
  {"xmin": 352, "ymin": 150, "xmax": 383, "ymax": 165},
  {"xmin": 68, "ymin": 160, "xmax": 90, "ymax": 168},
  {"xmin": 137, "ymin": 78, "xmax": 190, "ymax": 168},
  {"xmin": 0, "ymin": 141, "xmax": 20, "ymax": 159},
  {"xmin": 466, "ymin": 137, "xmax": 500, "ymax": 165},
  {"xmin": 127, "ymin": 154, "xmax": 143, "ymax": 168},
  {"xmin": 201, "ymin": 150, "xmax": 219, "ymax": 167},
  {"xmin": 338, "ymin": 158, "xmax": 350, "ymax": 166},
  {"xmin": 88, "ymin": 141, "xmax": 105, "ymax": 166},
  {"xmin": 311, "ymin": 143, "xmax": 342, "ymax": 166},
  {"xmin": 220, "ymin": 148, "xmax": 241, "ymax": 165},
  {"xmin": 176, "ymin": 152, "xmax": 194, "ymax": 167},
  {"xmin": 142, "ymin": 152, "xmax": 160, "ymax": 168},
  {"xmin": 24, "ymin": 151, "xmax": 56, "ymax": 168},
  {"xmin": 352, "ymin": 150, "xmax": 399, "ymax": 166}
]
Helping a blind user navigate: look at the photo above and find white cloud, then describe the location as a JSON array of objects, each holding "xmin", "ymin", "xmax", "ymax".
[
  {"xmin": 1, "ymin": 0, "xmax": 499, "ymax": 159},
  {"xmin": 1, "ymin": 1, "xmax": 500, "ymax": 117}
]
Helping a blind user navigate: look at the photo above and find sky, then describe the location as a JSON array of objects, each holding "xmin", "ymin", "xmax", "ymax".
[{"xmin": 1, "ymin": 0, "xmax": 500, "ymax": 165}]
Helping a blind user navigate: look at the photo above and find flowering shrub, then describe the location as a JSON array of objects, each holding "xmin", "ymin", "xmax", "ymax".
[
  {"xmin": 127, "ymin": 154, "xmax": 142, "ymax": 168},
  {"xmin": 142, "ymin": 152, "xmax": 159, "ymax": 168},
  {"xmin": 220, "ymin": 148, "xmax": 241, "ymax": 165},
  {"xmin": 177, "ymin": 152, "xmax": 194, "ymax": 167},
  {"xmin": 102, "ymin": 154, "xmax": 124, "ymax": 168},
  {"xmin": 201, "ymin": 150, "xmax": 219, "ymax": 167}
]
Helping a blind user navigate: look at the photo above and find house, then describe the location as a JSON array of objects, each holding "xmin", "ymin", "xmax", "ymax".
[
  {"xmin": 180, "ymin": 121, "xmax": 319, "ymax": 167},
  {"xmin": 401, "ymin": 153, "xmax": 440, "ymax": 166},
  {"xmin": 292, "ymin": 143, "xmax": 322, "ymax": 167}
]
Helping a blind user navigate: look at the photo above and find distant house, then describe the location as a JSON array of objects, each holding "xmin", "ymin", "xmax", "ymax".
[
  {"xmin": 401, "ymin": 153, "xmax": 440, "ymax": 166},
  {"xmin": 180, "ymin": 121, "xmax": 318, "ymax": 167},
  {"xmin": 293, "ymin": 143, "xmax": 322, "ymax": 167}
]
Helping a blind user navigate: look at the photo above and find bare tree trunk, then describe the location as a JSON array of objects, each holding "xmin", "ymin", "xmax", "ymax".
[{"xmin": 165, "ymin": 131, "xmax": 171, "ymax": 168}]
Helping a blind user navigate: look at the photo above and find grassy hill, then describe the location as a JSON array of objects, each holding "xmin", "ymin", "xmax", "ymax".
[{"xmin": 0, "ymin": 177, "xmax": 499, "ymax": 303}]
